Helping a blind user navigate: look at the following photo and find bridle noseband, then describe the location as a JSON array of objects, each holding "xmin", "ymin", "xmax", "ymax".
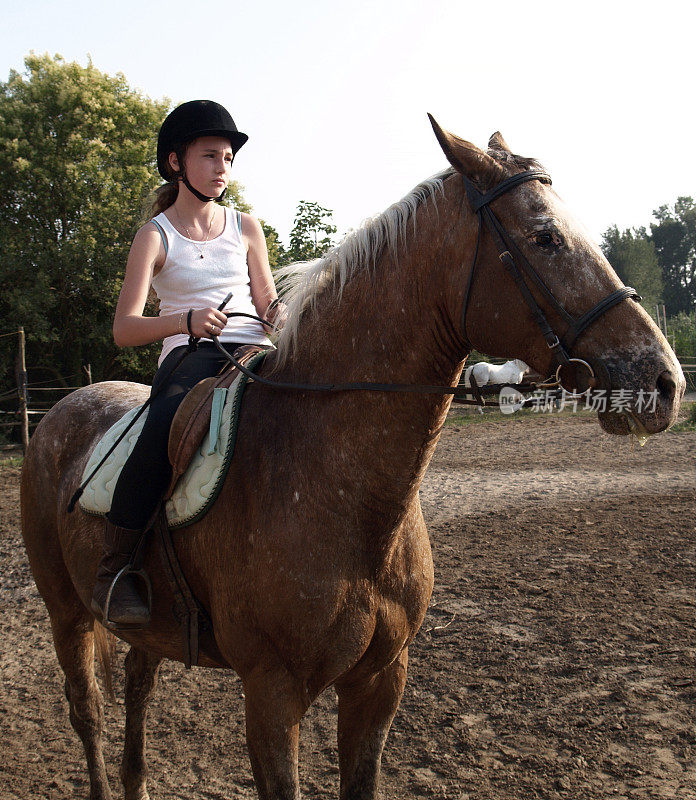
[{"xmin": 459, "ymin": 169, "xmax": 641, "ymax": 387}]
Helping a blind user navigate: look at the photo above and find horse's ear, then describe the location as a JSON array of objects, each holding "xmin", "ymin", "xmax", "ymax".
[
  {"xmin": 488, "ymin": 131, "xmax": 512, "ymax": 154},
  {"xmin": 428, "ymin": 114, "xmax": 502, "ymax": 186}
]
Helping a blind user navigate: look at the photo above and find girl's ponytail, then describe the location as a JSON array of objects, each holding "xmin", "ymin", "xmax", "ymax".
[{"xmin": 149, "ymin": 182, "xmax": 178, "ymax": 218}]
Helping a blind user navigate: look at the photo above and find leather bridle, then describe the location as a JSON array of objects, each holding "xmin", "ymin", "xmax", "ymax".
[
  {"xmin": 67, "ymin": 167, "xmax": 645, "ymax": 514},
  {"xmin": 459, "ymin": 168, "xmax": 641, "ymax": 388},
  {"xmin": 217, "ymin": 168, "xmax": 641, "ymax": 396}
]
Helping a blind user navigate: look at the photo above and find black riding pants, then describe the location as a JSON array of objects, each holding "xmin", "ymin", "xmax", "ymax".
[{"xmin": 108, "ymin": 342, "xmax": 244, "ymax": 529}]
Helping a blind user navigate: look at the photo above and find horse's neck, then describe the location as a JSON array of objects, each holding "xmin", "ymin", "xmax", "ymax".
[
  {"xmin": 269, "ymin": 188, "xmax": 469, "ymax": 527},
  {"xmin": 281, "ymin": 179, "xmax": 466, "ymax": 387}
]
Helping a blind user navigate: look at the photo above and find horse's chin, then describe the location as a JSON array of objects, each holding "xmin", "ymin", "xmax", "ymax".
[
  {"xmin": 597, "ymin": 408, "xmax": 676, "ymax": 437},
  {"xmin": 597, "ymin": 411, "xmax": 632, "ymax": 436}
]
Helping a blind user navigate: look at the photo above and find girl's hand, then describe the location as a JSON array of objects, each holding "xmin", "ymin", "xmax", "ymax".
[{"xmin": 189, "ymin": 307, "xmax": 228, "ymax": 339}]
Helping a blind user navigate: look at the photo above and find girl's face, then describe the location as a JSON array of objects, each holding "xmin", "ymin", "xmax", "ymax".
[{"xmin": 169, "ymin": 135, "xmax": 234, "ymax": 196}]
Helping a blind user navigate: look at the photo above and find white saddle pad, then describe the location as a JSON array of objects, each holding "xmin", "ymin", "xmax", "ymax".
[{"xmin": 80, "ymin": 369, "xmax": 250, "ymax": 529}]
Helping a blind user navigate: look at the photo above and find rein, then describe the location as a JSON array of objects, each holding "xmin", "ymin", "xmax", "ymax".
[
  {"xmin": 216, "ymin": 170, "xmax": 640, "ymax": 396},
  {"xmin": 212, "ymin": 336, "xmax": 473, "ymax": 397},
  {"xmin": 68, "ymin": 167, "xmax": 640, "ymax": 511}
]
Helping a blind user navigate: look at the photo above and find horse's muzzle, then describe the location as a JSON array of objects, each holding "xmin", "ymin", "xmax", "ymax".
[{"xmin": 596, "ymin": 356, "xmax": 685, "ymax": 436}]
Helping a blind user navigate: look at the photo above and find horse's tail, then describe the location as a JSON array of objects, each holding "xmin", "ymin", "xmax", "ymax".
[
  {"xmin": 463, "ymin": 365, "xmax": 473, "ymax": 386},
  {"xmin": 94, "ymin": 622, "xmax": 117, "ymax": 704}
]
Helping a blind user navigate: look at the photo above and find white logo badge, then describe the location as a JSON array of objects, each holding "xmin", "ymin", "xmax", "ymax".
[{"xmin": 499, "ymin": 386, "xmax": 525, "ymax": 415}]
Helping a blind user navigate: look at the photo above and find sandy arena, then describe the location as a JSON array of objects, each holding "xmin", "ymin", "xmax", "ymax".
[{"xmin": 1, "ymin": 409, "xmax": 695, "ymax": 799}]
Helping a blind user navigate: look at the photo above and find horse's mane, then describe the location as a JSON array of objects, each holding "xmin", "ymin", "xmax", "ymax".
[{"xmin": 272, "ymin": 167, "xmax": 455, "ymax": 367}]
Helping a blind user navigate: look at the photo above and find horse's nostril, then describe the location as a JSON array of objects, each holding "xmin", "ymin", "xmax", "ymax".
[{"xmin": 656, "ymin": 370, "xmax": 677, "ymax": 401}]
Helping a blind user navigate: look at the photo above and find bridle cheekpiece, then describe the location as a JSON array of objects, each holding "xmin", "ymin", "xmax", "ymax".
[{"xmin": 459, "ymin": 169, "xmax": 641, "ymax": 390}]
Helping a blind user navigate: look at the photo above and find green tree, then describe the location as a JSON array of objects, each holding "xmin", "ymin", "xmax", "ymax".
[
  {"xmin": 669, "ymin": 310, "xmax": 696, "ymax": 359},
  {"xmin": 601, "ymin": 225, "xmax": 662, "ymax": 310},
  {"xmin": 288, "ymin": 200, "xmax": 337, "ymax": 262},
  {"xmin": 221, "ymin": 179, "xmax": 252, "ymax": 213},
  {"xmin": 0, "ymin": 53, "xmax": 169, "ymax": 391},
  {"xmin": 259, "ymin": 220, "xmax": 287, "ymax": 271},
  {"xmin": 650, "ymin": 197, "xmax": 696, "ymax": 315}
]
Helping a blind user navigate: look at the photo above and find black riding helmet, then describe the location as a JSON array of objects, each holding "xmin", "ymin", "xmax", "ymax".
[{"xmin": 157, "ymin": 100, "xmax": 248, "ymax": 201}]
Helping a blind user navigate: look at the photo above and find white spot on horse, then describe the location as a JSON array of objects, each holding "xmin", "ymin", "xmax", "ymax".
[
  {"xmin": 294, "ymin": 491, "xmax": 300, "ymax": 502},
  {"xmin": 338, "ymin": 489, "xmax": 344, "ymax": 497},
  {"xmin": 528, "ymin": 215, "xmax": 557, "ymax": 230}
]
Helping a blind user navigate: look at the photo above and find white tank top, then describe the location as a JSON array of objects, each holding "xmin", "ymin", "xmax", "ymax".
[{"xmin": 150, "ymin": 207, "xmax": 271, "ymax": 365}]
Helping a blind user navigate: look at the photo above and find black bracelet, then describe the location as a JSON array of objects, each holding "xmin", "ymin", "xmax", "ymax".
[{"xmin": 186, "ymin": 308, "xmax": 194, "ymax": 335}]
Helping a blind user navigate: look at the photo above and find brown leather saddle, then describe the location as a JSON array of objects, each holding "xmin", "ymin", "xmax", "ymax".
[{"xmin": 163, "ymin": 344, "xmax": 267, "ymax": 499}]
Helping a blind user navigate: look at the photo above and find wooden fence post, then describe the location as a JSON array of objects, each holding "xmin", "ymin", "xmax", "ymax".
[{"xmin": 16, "ymin": 327, "xmax": 29, "ymax": 453}]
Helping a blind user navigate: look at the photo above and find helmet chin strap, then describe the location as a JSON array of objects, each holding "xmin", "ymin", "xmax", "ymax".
[
  {"xmin": 175, "ymin": 149, "xmax": 235, "ymax": 202},
  {"xmin": 181, "ymin": 173, "xmax": 227, "ymax": 203}
]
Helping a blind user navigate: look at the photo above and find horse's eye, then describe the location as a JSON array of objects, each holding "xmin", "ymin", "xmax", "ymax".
[{"xmin": 532, "ymin": 230, "xmax": 563, "ymax": 248}]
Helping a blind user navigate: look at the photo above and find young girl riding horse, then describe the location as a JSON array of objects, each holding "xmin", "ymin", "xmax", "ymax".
[{"xmin": 91, "ymin": 100, "xmax": 285, "ymax": 629}]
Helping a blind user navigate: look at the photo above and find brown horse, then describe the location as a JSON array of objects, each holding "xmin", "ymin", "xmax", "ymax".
[{"xmin": 20, "ymin": 119, "xmax": 684, "ymax": 800}]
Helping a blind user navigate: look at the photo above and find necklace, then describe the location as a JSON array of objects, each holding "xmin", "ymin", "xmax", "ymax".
[{"xmin": 174, "ymin": 205, "xmax": 216, "ymax": 259}]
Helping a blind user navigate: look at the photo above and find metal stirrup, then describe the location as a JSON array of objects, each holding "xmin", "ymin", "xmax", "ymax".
[{"xmin": 101, "ymin": 565, "xmax": 152, "ymax": 629}]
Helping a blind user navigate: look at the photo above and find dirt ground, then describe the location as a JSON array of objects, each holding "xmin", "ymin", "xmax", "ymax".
[{"xmin": 1, "ymin": 408, "xmax": 695, "ymax": 800}]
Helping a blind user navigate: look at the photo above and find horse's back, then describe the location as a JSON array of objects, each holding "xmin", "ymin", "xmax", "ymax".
[
  {"xmin": 20, "ymin": 382, "xmax": 150, "ymax": 590},
  {"xmin": 25, "ymin": 381, "xmax": 149, "ymax": 476}
]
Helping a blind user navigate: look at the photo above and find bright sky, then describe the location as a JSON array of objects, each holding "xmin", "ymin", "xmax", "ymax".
[{"xmin": 1, "ymin": 0, "xmax": 693, "ymax": 245}]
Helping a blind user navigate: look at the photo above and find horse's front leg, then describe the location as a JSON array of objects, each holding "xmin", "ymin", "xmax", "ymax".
[
  {"xmin": 243, "ymin": 665, "xmax": 309, "ymax": 800},
  {"xmin": 335, "ymin": 648, "xmax": 408, "ymax": 800},
  {"xmin": 120, "ymin": 646, "xmax": 162, "ymax": 800}
]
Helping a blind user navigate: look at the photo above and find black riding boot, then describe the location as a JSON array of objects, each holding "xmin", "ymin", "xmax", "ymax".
[{"xmin": 91, "ymin": 519, "xmax": 151, "ymax": 628}]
